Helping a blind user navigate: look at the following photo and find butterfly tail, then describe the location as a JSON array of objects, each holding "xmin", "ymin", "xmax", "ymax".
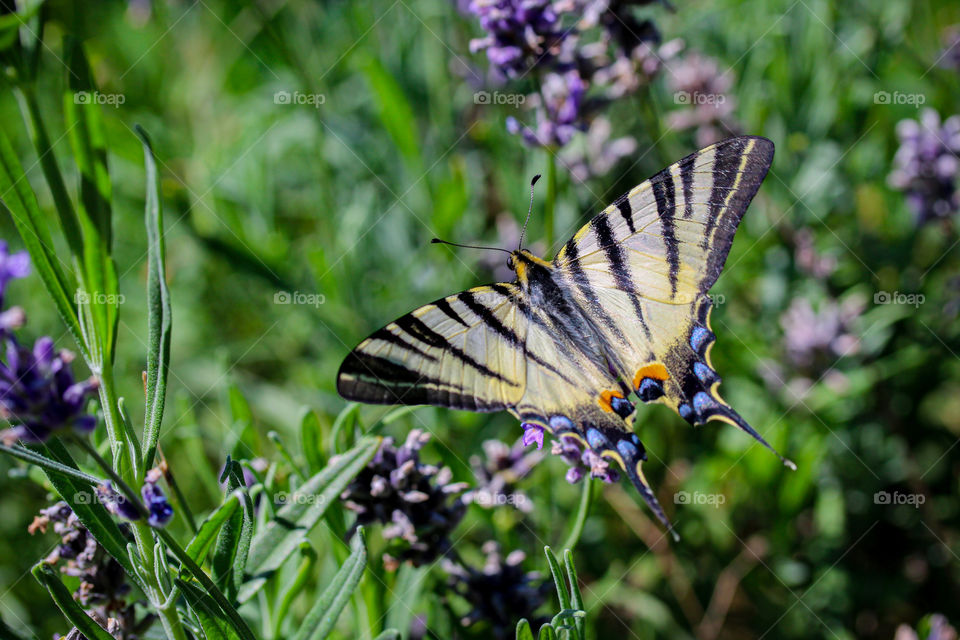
[
  {"xmin": 603, "ymin": 433, "xmax": 679, "ymax": 541},
  {"xmin": 704, "ymin": 402, "xmax": 796, "ymax": 471}
]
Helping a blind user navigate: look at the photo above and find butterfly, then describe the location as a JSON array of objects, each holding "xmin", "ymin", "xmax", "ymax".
[{"xmin": 337, "ymin": 136, "xmax": 794, "ymax": 538}]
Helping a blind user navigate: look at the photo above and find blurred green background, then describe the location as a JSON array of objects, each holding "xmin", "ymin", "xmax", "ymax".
[{"xmin": 1, "ymin": 0, "xmax": 959, "ymax": 638}]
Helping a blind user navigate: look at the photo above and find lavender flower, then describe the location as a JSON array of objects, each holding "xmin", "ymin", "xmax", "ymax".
[
  {"xmin": 466, "ymin": 0, "xmax": 571, "ymax": 78},
  {"xmin": 465, "ymin": 437, "xmax": 542, "ymax": 512},
  {"xmin": 551, "ymin": 433, "xmax": 620, "ymax": 484},
  {"xmin": 781, "ymin": 297, "xmax": 862, "ymax": 371},
  {"xmin": 30, "ymin": 502, "xmax": 138, "ymax": 636},
  {"xmin": 0, "ymin": 336, "xmax": 99, "ymax": 444},
  {"xmin": 938, "ymin": 27, "xmax": 960, "ymax": 71},
  {"xmin": 666, "ymin": 51, "xmax": 739, "ymax": 146},
  {"xmin": 464, "ymin": 0, "xmax": 675, "ymax": 154},
  {"xmin": 888, "ymin": 109, "xmax": 960, "ymax": 225},
  {"xmin": 96, "ymin": 483, "xmax": 142, "ymax": 521},
  {"xmin": 792, "ymin": 228, "xmax": 837, "ymax": 280},
  {"xmin": 560, "ymin": 116, "xmax": 637, "ymax": 181},
  {"xmin": 142, "ymin": 466, "xmax": 173, "ymax": 527},
  {"xmin": 341, "ymin": 430, "xmax": 469, "ymax": 568},
  {"xmin": 507, "ymin": 69, "xmax": 586, "ymax": 147},
  {"xmin": 0, "ymin": 240, "xmax": 30, "ymax": 306},
  {"xmin": 442, "ymin": 541, "xmax": 549, "ymax": 638}
]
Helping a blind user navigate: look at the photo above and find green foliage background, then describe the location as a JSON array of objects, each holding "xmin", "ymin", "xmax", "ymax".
[{"xmin": 1, "ymin": 0, "xmax": 958, "ymax": 638}]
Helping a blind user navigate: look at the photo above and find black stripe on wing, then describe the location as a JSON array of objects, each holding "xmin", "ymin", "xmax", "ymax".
[
  {"xmin": 392, "ymin": 313, "xmax": 515, "ymax": 384},
  {"xmin": 337, "ymin": 351, "xmax": 492, "ymax": 409},
  {"xmin": 592, "ymin": 215, "xmax": 651, "ymax": 336},
  {"xmin": 651, "ymin": 170, "xmax": 680, "ymax": 297}
]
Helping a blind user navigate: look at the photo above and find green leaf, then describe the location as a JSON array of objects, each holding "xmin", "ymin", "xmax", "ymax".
[
  {"xmin": 32, "ymin": 563, "xmax": 115, "ymax": 640},
  {"xmin": 537, "ymin": 624, "xmax": 558, "ymax": 640},
  {"xmin": 292, "ymin": 527, "xmax": 368, "ymax": 640},
  {"xmin": 63, "ymin": 38, "xmax": 118, "ymax": 366},
  {"xmin": 185, "ymin": 493, "xmax": 241, "ymax": 564},
  {"xmin": 0, "ymin": 129, "xmax": 84, "ymax": 357},
  {"xmin": 38, "ymin": 440, "xmax": 138, "ymax": 585},
  {"xmin": 212, "ymin": 462, "xmax": 254, "ymax": 600},
  {"xmin": 563, "ymin": 550, "xmax": 586, "ymax": 640},
  {"xmin": 300, "ymin": 408, "xmax": 326, "ymax": 473},
  {"xmin": 238, "ymin": 436, "xmax": 380, "ymax": 603},
  {"xmin": 134, "ymin": 126, "xmax": 172, "ymax": 470},
  {"xmin": 0, "ymin": 443, "xmax": 103, "ymax": 486},
  {"xmin": 154, "ymin": 527, "xmax": 256, "ymax": 640},
  {"xmin": 177, "ymin": 578, "xmax": 243, "ymax": 640},
  {"xmin": 516, "ymin": 619, "xmax": 536, "ymax": 640},
  {"xmin": 372, "ymin": 631, "xmax": 401, "ymax": 640},
  {"xmin": 544, "ymin": 547, "xmax": 572, "ymax": 612},
  {"xmin": 361, "ymin": 58, "xmax": 421, "ymax": 171}
]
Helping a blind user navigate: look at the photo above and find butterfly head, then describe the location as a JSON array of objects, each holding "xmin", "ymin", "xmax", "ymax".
[{"xmin": 508, "ymin": 249, "xmax": 551, "ymax": 284}]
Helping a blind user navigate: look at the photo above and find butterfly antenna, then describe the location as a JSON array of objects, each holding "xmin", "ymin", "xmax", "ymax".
[
  {"xmin": 518, "ymin": 174, "xmax": 541, "ymax": 251},
  {"xmin": 430, "ymin": 238, "xmax": 512, "ymax": 255}
]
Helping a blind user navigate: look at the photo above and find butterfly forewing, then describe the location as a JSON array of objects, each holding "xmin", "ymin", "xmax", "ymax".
[{"xmin": 337, "ymin": 285, "xmax": 528, "ymax": 411}]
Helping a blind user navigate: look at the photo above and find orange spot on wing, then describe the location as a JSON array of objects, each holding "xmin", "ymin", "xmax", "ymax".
[
  {"xmin": 598, "ymin": 389, "xmax": 625, "ymax": 413},
  {"xmin": 633, "ymin": 363, "xmax": 669, "ymax": 389}
]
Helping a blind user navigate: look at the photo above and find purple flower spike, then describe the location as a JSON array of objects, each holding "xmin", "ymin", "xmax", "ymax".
[
  {"xmin": 0, "ymin": 335, "xmax": 99, "ymax": 445},
  {"xmin": 520, "ymin": 422, "xmax": 544, "ymax": 449},
  {"xmin": 888, "ymin": 108, "xmax": 960, "ymax": 225},
  {"xmin": 0, "ymin": 241, "xmax": 30, "ymax": 305},
  {"xmin": 142, "ymin": 479, "xmax": 173, "ymax": 528}
]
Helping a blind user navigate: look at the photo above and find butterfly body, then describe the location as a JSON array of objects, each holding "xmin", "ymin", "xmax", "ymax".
[{"xmin": 337, "ymin": 136, "xmax": 793, "ymax": 536}]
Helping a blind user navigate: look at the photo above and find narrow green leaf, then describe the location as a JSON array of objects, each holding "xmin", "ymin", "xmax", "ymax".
[
  {"xmin": 300, "ymin": 407, "xmax": 326, "ymax": 473},
  {"xmin": 38, "ymin": 440, "xmax": 137, "ymax": 583},
  {"xmin": 177, "ymin": 578, "xmax": 243, "ymax": 640},
  {"xmin": 154, "ymin": 527, "xmax": 256, "ymax": 640},
  {"xmin": 16, "ymin": 87, "xmax": 84, "ymax": 258},
  {"xmin": 134, "ymin": 125, "xmax": 171, "ymax": 470},
  {"xmin": 292, "ymin": 527, "xmax": 368, "ymax": 640},
  {"xmin": 0, "ymin": 443, "xmax": 103, "ymax": 486},
  {"xmin": 238, "ymin": 436, "xmax": 380, "ymax": 603},
  {"xmin": 372, "ymin": 631, "xmax": 401, "ymax": 640},
  {"xmin": 563, "ymin": 550, "xmax": 585, "ymax": 640},
  {"xmin": 32, "ymin": 563, "xmax": 115, "ymax": 640},
  {"xmin": 537, "ymin": 624, "xmax": 558, "ymax": 640},
  {"xmin": 212, "ymin": 462, "xmax": 253, "ymax": 600},
  {"xmin": 0, "ymin": 129, "xmax": 84, "ymax": 357},
  {"xmin": 516, "ymin": 620, "xmax": 536, "ymax": 640},
  {"xmin": 271, "ymin": 542, "xmax": 316, "ymax": 639},
  {"xmin": 544, "ymin": 547, "xmax": 572, "ymax": 612},
  {"xmin": 63, "ymin": 38, "xmax": 118, "ymax": 364},
  {"xmin": 185, "ymin": 493, "xmax": 241, "ymax": 564}
]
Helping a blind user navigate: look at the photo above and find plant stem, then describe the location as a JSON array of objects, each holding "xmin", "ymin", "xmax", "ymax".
[
  {"xmin": 561, "ymin": 477, "xmax": 593, "ymax": 552},
  {"xmin": 544, "ymin": 151, "xmax": 557, "ymax": 255}
]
